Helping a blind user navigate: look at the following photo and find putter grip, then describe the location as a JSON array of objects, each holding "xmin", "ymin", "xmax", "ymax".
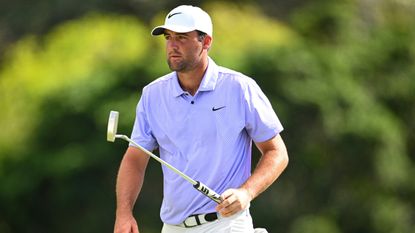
[{"xmin": 193, "ymin": 181, "xmax": 223, "ymax": 204}]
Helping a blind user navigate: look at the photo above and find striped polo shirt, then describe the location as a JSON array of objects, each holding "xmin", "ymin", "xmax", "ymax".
[{"xmin": 130, "ymin": 57, "xmax": 283, "ymax": 224}]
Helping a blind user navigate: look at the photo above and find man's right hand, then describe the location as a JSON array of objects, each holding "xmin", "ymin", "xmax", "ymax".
[{"xmin": 114, "ymin": 214, "xmax": 139, "ymax": 233}]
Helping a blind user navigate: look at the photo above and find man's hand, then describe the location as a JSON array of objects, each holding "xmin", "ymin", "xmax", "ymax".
[
  {"xmin": 215, "ymin": 188, "xmax": 252, "ymax": 217},
  {"xmin": 114, "ymin": 214, "xmax": 139, "ymax": 233}
]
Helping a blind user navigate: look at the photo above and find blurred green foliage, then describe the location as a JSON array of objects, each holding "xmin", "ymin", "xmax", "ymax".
[{"xmin": 0, "ymin": 0, "xmax": 414, "ymax": 233}]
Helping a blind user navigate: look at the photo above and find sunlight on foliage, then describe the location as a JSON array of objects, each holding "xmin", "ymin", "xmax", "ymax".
[
  {"xmin": 208, "ymin": 2, "xmax": 298, "ymax": 69},
  {"xmin": 0, "ymin": 14, "xmax": 148, "ymax": 155}
]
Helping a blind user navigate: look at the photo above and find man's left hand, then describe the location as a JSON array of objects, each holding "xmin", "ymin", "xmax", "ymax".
[{"xmin": 215, "ymin": 188, "xmax": 252, "ymax": 217}]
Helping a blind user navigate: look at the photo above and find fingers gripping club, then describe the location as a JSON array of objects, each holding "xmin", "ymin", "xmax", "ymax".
[{"xmin": 107, "ymin": 111, "xmax": 222, "ymax": 204}]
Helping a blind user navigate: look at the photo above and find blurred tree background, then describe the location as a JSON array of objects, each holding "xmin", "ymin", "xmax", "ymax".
[{"xmin": 0, "ymin": 0, "xmax": 414, "ymax": 232}]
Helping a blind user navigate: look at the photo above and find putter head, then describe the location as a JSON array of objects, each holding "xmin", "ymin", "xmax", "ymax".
[{"xmin": 107, "ymin": 111, "xmax": 119, "ymax": 142}]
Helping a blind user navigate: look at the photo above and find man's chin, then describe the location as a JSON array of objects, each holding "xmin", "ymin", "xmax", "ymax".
[{"xmin": 168, "ymin": 61, "xmax": 185, "ymax": 72}]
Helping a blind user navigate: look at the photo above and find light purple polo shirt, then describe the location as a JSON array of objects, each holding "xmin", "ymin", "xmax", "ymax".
[{"xmin": 130, "ymin": 57, "xmax": 283, "ymax": 224}]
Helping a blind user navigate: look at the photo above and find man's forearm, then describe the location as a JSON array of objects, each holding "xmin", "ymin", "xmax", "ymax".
[
  {"xmin": 116, "ymin": 147, "xmax": 149, "ymax": 216},
  {"xmin": 242, "ymin": 135, "xmax": 289, "ymax": 200},
  {"xmin": 216, "ymin": 135, "xmax": 288, "ymax": 217}
]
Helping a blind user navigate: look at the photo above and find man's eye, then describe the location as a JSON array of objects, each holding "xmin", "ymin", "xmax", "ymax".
[{"xmin": 164, "ymin": 35, "xmax": 170, "ymax": 40}]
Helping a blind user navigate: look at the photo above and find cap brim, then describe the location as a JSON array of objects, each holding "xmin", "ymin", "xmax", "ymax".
[
  {"xmin": 151, "ymin": 25, "xmax": 196, "ymax": 36},
  {"xmin": 151, "ymin": 26, "xmax": 166, "ymax": 36}
]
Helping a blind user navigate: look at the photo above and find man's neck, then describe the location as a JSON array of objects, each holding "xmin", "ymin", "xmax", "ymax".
[{"xmin": 177, "ymin": 57, "xmax": 209, "ymax": 96}]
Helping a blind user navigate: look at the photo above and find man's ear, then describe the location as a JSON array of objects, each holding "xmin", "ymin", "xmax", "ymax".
[{"xmin": 203, "ymin": 35, "xmax": 213, "ymax": 50}]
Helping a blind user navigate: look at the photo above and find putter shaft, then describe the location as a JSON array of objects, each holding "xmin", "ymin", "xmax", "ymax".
[{"xmin": 116, "ymin": 134, "xmax": 222, "ymax": 203}]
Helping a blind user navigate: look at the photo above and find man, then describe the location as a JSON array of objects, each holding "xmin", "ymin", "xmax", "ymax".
[{"xmin": 114, "ymin": 5, "xmax": 288, "ymax": 233}]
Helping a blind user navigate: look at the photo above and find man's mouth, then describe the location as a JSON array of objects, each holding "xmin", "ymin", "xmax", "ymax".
[{"xmin": 169, "ymin": 54, "xmax": 181, "ymax": 59}]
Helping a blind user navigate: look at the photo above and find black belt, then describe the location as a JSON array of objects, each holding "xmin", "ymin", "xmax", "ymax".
[{"xmin": 178, "ymin": 212, "xmax": 218, "ymax": 228}]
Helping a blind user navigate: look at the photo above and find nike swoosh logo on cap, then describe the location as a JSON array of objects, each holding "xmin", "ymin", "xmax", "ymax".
[{"xmin": 167, "ymin": 12, "xmax": 182, "ymax": 19}]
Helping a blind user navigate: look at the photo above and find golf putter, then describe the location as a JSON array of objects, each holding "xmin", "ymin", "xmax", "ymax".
[{"xmin": 107, "ymin": 110, "xmax": 223, "ymax": 204}]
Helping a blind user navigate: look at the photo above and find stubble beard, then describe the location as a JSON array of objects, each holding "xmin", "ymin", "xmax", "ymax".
[
  {"xmin": 167, "ymin": 58, "xmax": 187, "ymax": 72},
  {"xmin": 167, "ymin": 54, "xmax": 201, "ymax": 72}
]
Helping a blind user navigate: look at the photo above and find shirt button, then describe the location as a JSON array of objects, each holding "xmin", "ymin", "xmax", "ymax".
[{"xmin": 191, "ymin": 101, "xmax": 194, "ymax": 104}]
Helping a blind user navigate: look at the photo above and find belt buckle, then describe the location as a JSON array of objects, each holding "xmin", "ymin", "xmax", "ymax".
[
  {"xmin": 182, "ymin": 212, "xmax": 218, "ymax": 228},
  {"xmin": 183, "ymin": 214, "xmax": 199, "ymax": 228},
  {"xmin": 183, "ymin": 221, "xmax": 193, "ymax": 228}
]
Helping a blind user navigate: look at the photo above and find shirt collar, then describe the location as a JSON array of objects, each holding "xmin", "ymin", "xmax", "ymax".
[{"xmin": 171, "ymin": 57, "xmax": 219, "ymax": 97}]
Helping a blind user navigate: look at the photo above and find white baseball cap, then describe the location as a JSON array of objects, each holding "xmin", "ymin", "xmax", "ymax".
[{"xmin": 151, "ymin": 5, "xmax": 213, "ymax": 37}]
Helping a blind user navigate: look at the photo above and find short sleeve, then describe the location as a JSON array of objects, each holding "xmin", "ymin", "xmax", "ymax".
[
  {"xmin": 243, "ymin": 79, "xmax": 284, "ymax": 142},
  {"xmin": 129, "ymin": 89, "xmax": 158, "ymax": 151}
]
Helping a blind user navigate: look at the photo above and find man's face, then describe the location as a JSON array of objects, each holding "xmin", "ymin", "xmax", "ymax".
[{"xmin": 164, "ymin": 30, "xmax": 204, "ymax": 72}]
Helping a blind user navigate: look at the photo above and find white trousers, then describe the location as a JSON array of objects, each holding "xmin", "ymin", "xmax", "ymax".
[{"xmin": 162, "ymin": 209, "xmax": 255, "ymax": 233}]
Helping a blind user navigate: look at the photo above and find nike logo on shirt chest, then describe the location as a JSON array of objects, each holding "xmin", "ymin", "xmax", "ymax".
[{"xmin": 212, "ymin": 106, "xmax": 226, "ymax": 111}]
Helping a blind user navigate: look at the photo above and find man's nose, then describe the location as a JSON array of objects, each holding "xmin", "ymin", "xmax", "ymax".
[{"xmin": 168, "ymin": 39, "xmax": 179, "ymax": 49}]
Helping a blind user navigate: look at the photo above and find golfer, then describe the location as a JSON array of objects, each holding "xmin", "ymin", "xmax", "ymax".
[{"xmin": 114, "ymin": 5, "xmax": 289, "ymax": 233}]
